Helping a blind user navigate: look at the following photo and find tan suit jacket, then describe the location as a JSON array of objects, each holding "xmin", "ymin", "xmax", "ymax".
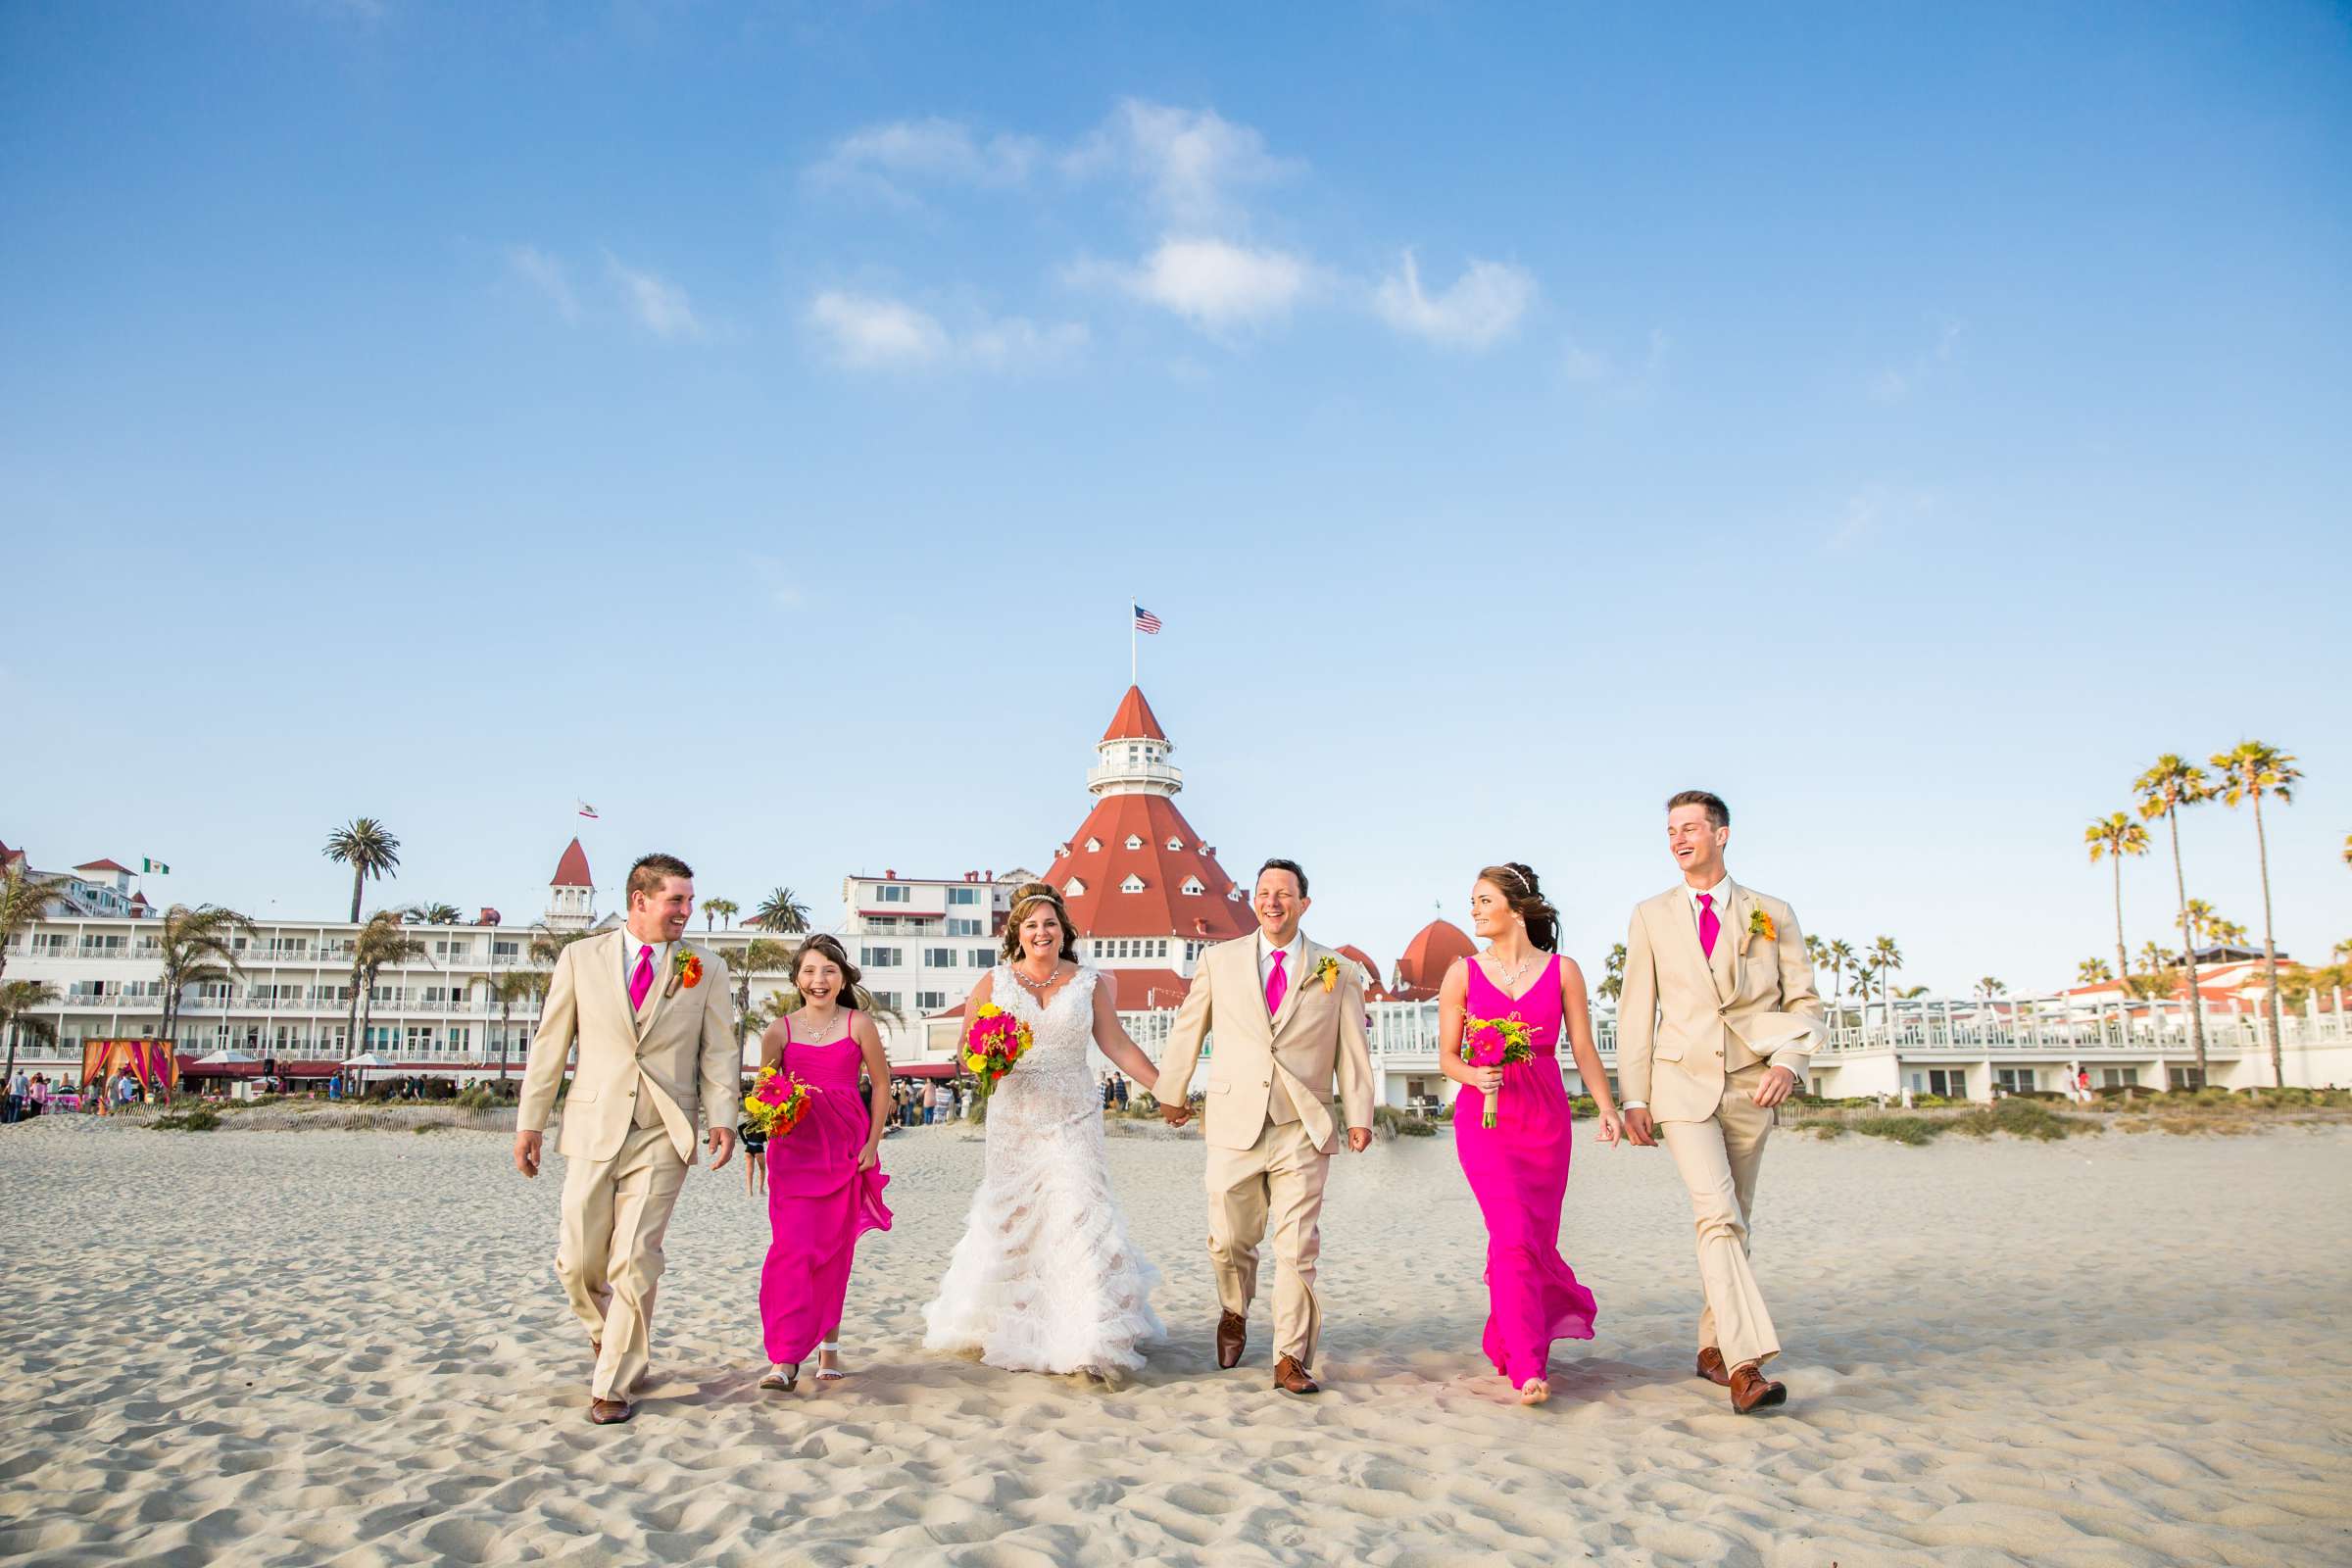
[
  {"xmin": 1617, "ymin": 881, "xmax": 1824, "ymax": 1125},
  {"xmin": 1154, "ymin": 934, "xmax": 1375, "ymax": 1152},
  {"xmin": 516, "ymin": 929, "xmax": 739, "ymax": 1164}
]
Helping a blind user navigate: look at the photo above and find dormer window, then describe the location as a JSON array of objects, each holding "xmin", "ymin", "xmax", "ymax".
[
  {"xmin": 1227, "ymin": 888, "xmax": 1244, "ymax": 901},
  {"xmin": 1165, "ymin": 836, "xmax": 1185, "ymax": 851},
  {"xmin": 1180, "ymin": 876, "xmax": 1204, "ymax": 896},
  {"xmin": 1084, "ymin": 837, "xmax": 1102, "ymax": 853},
  {"xmin": 1065, "ymin": 878, "xmax": 1088, "ymax": 897},
  {"xmin": 1124, "ymin": 834, "xmax": 1143, "ymax": 850},
  {"xmin": 1119, "ymin": 874, "xmax": 1146, "ymax": 893}
]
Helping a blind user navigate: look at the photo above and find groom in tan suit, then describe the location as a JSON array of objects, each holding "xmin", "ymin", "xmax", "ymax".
[
  {"xmin": 514, "ymin": 854, "xmax": 738, "ymax": 1425},
  {"xmin": 1155, "ymin": 859, "xmax": 1375, "ymax": 1396},
  {"xmin": 1619, "ymin": 791, "xmax": 1823, "ymax": 1414}
]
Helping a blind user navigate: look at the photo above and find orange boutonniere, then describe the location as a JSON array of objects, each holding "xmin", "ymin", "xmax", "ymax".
[
  {"xmin": 1746, "ymin": 907, "xmax": 1777, "ymax": 943},
  {"xmin": 1313, "ymin": 955, "xmax": 1343, "ymax": 993},
  {"xmin": 665, "ymin": 951, "xmax": 705, "ymax": 998}
]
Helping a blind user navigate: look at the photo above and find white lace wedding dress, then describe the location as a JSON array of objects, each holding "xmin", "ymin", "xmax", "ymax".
[{"xmin": 921, "ymin": 963, "xmax": 1165, "ymax": 1374}]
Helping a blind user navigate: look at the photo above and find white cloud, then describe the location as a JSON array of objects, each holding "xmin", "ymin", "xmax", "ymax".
[
  {"xmin": 1065, "ymin": 100, "xmax": 1300, "ymax": 228},
  {"xmin": 806, "ymin": 117, "xmax": 1043, "ymax": 205},
  {"xmin": 606, "ymin": 255, "xmax": 703, "ymax": 341},
  {"xmin": 506, "ymin": 244, "xmax": 579, "ymax": 323},
  {"xmin": 1373, "ymin": 252, "xmax": 1535, "ymax": 349},
  {"xmin": 1075, "ymin": 238, "xmax": 1312, "ymax": 332},
  {"xmin": 806, "ymin": 290, "xmax": 1085, "ymax": 372}
]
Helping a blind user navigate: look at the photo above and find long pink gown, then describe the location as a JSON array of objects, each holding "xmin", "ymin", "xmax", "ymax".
[
  {"xmin": 758, "ymin": 1014, "xmax": 892, "ymax": 1364},
  {"xmin": 1455, "ymin": 954, "xmax": 1597, "ymax": 1386}
]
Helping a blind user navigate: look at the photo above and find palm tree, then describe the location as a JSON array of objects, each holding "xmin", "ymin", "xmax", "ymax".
[
  {"xmin": 402, "ymin": 903, "xmax": 463, "ymax": 926},
  {"xmin": 729, "ymin": 938, "xmax": 801, "ymax": 1033},
  {"xmin": 1, "ymin": 979, "xmax": 60, "ymax": 1090},
  {"xmin": 1869, "ymin": 935, "xmax": 1903, "ymax": 1036},
  {"xmin": 2212, "ymin": 919, "xmax": 2248, "ymax": 948},
  {"xmin": 156, "ymin": 904, "xmax": 256, "ymax": 1050},
  {"xmin": 0, "ymin": 865, "xmax": 63, "ymax": 990},
  {"xmin": 2182, "ymin": 899, "xmax": 2221, "ymax": 948},
  {"xmin": 1827, "ymin": 939, "xmax": 1857, "ymax": 1022},
  {"xmin": 1599, "ymin": 942, "xmax": 1627, "ymax": 1003},
  {"xmin": 753, "ymin": 887, "xmax": 811, "ymax": 934},
  {"xmin": 701, "ymin": 897, "xmax": 739, "ymax": 932},
  {"xmin": 527, "ymin": 926, "xmax": 596, "ymax": 967},
  {"xmin": 323, "ymin": 817, "xmax": 402, "ymax": 922},
  {"xmin": 1976, "ymin": 976, "xmax": 2005, "ymax": 1001},
  {"xmin": 2136, "ymin": 754, "xmax": 2213, "ymax": 1079},
  {"xmin": 489, "ymin": 968, "xmax": 549, "ymax": 1083},
  {"xmin": 2084, "ymin": 811, "xmax": 2149, "ymax": 996},
  {"xmin": 2213, "ymin": 740, "xmax": 2300, "ymax": 1088},
  {"xmin": 2078, "ymin": 957, "xmax": 2113, "ymax": 986},
  {"xmin": 347, "ymin": 912, "xmax": 427, "ymax": 1058}
]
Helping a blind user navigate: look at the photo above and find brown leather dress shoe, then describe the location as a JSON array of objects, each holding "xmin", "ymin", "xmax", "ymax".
[
  {"xmin": 588, "ymin": 1396, "xmax": 633, "ymax": 1425},
  {"xmin": 1695, "ymin": 1347, "xmax": 1732, "ymax": 1388},
  {"xmin": 1273, "ymin": 1355, "xmax": 1319, "ymax": 1396},
  {"xmin": 1216, "ymin": 1310, "xmax": 1247, "ymax": 1370},
  {"xmin": 1728, "ymin": 1361, "xmax": 1787, "ymax": 1414}
]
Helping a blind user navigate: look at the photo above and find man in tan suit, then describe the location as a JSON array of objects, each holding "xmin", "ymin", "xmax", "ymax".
[
  {"xmin": 1619, "ymin": 791, "xmax": 1824, "ymax": 1415},
  {"xmin": 1154, "ymin": 858, "xmax": 1375, "ymax": 1396},
  {"xmin": 514, "ymin": 853, "xmax": 738, "ymax": 1425}
]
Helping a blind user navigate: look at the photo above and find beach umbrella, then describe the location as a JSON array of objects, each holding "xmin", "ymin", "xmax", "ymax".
[{"xmin": 340, "ymin": 1052, "xmax": 390, "ymax": 1097}]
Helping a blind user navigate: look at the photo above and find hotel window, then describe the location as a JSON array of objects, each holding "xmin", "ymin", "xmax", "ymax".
[
  {"xmin": 1065, "ymin": 879, "xmax": 1087, "ymax": 897},
  {"xmin": 917, "ymin": 992, "xmax": 947, "ymax": 1012},
  {"xmin": 448, "ymin": 1027, "xmax": 469, "ymax": 1051},
  {"xmin": 1125, "ymin": 835, "xmax": 1144, "ymax": 850},
  {"xmin": 1994, "ymin": 1068, "xmax": 2036, "ymax": 1095},
  {"xmin": 872, "ymin": 992, "xmax": 904, "ymax": 1014},
  {"xmin": 866, "ymin": 916, "xmax": 899, "ymax": 932},
  {"xmin": 1084, "ymin": 838, "xmax": 1102, "ymax": 853},
  {"xmin": 1120, "ymin": 875, "xmax": 1145, "ymax": 893},
  {"xmin": 1180, "ymin": 876, "xmax": 1204, "ymax": 896},
  {"xmin": 872, "ymin": 884, "xmax": 910, "ymax": 904},
  {"xmin": 493, "ymin": 941, "xmax": 519, "ymax": 959},
  {"xmin": 946, "ymin": 917, "xmax": 982, "ymax": 936},
  {"xmin": 2100, "ymin": 1067, "xmax": 2138, "ymax": 1088},
  {"xmin": 949, "ymin": 887, "xmax": 979, "ymax": 906},
  {"xmin": 968, "ymin": 950, "xmax": 995, "ymax": 967},
  {"xmin": 861, "ymin": 947, "xmax": 904, "ymax": 968},
  {"xmin": 924, "ymin": 948, "xmax": 954, "ymax": 968},
  {"xmin": 1166, "ymin": 837, "xmax": 1184, "ymax": 851}
]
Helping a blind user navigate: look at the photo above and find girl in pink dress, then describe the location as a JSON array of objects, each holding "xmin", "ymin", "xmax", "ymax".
[
  {"xmin": 1439, "ymin": 862, "xmax": 1622, "ymax": 1404},
  {"xmin": 752, "ymin": 935, "xmax": 893, "ymax": 1392}
]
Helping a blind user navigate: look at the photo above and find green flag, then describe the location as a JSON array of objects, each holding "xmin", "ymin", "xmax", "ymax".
[{"xmin": 141, "ymin": 858, "xmax": 170, "ymax": 874}]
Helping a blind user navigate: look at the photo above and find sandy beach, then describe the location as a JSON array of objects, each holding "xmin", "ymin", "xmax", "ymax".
[{"xmin": 3, "ymin": 1115, "xmax": 2348, "ymax": 1567}]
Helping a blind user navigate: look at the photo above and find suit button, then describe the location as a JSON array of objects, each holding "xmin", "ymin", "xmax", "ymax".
[{"xmin": 1261, "ymin": 1080, "xmax": 1271, "ymax": 1088}]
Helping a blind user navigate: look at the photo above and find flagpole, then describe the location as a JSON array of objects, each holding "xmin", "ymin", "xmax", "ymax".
[{"xmin": 1129, "ymin": 598, "xmax": 1137, "ymax": 687}]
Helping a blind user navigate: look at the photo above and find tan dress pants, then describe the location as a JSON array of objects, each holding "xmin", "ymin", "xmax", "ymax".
[
  {"xmin": 1205, "ymin": 1116, "xmax": 1332, "ymax": 1370},
  {"xmin": 1657, "ymin": 1062, "xmax": 1782, "ymax": 1370},
  {"xmin": 559, "ymin": 1121, "xmax": 688, "ymax": 1400}
]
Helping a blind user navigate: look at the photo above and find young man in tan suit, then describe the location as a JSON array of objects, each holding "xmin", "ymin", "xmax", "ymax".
[
  {"xmin": 1154, "ymin": 859, "xmax": 1375, "ymax": 1396},
  {"xmin": 514, "ymin": 853, "xmax": 739, "ymax": 1425},
  {"xmin": 1618, "ymin": 791, "xmax": 1824, "ymax": 1414}
]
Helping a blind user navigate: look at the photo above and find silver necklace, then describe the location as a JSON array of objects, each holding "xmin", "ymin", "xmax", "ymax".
[
  {"xmin": 1013, "ymin": 958, "xmax": 1062, "ymax": 997},
  {"xmin": 1485, "ymin": 948, "xmax": 1537, "ymax": 988}
]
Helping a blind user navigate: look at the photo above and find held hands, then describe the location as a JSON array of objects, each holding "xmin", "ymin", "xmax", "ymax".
[
  {"xmin": 706, "ymin": 1126, "xmax": 736, "ymax": 1170},
  {"xmin": 1158, "ymin": 1102, "xmax": 1194, "ymax": 1129},
  {"xmin": 513, "ymin": 1129, "xmax": 542, "ymax": 1177},
  {"xmin": 1751, "ymin": 1065, "xmax": 1798, "ymax": 1108},
  {"xmin": 1620, "ymin": 1107, "xmax": 1657, "ymax": 1147},
  {"xmin": 1594, "ymin": 1107, "xmax": 1623, "ymax": 1147}
]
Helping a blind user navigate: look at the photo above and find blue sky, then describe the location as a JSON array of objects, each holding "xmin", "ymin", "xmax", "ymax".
[{"xmin": 4, "ymin": 2, "xmax": 2347, "ymax": 994}]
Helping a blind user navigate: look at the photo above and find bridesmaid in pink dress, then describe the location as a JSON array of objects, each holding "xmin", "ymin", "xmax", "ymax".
[
  {"xmin": 1439, "ymin": 862, "xmax": 1623, "ymax": 1404},
  {"xmin": 753, "ymin": 935, "xmax": 893, "ymax": 1392}
]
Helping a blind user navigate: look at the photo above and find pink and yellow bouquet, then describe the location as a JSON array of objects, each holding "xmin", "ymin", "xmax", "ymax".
[
  {"xmin": 963, "ymin": 1004, "xmax": 1034, "ymax": 1105},
  {"xmin": 1460, "ymin": 1014, "xmax": 1536, "ymax": 1129},
  {"xmin": 742, "ymin": 1065, "xmax": 816, "ymax": 1144}
]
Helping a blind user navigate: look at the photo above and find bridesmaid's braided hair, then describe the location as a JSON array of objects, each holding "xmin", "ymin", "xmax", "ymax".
[{"xmin": 1478, "ymin": 862, "xmax": 1561, "ymax": 953}]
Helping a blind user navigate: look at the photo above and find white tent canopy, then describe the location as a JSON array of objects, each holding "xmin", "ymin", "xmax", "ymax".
[
  {"xmin": 190, "ymin": 1049, "xmax": 260, "ymax": 1066},
  {"xmin": 339, "ymin": 1053, "xmax": 391, "ymax": 1068}
]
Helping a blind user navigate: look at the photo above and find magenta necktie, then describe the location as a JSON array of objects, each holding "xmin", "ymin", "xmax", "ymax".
[
  {"xmin": 629, "ymin": 945, "xmax": 655, "ymax": 1010},
  {"xmin": 1264, "ymin": 951, "xmax": 1289, "ymax": 1017},
  {"xmin": 1697, "ymin": 894, "xmax": 1720, "ymax": 959}
]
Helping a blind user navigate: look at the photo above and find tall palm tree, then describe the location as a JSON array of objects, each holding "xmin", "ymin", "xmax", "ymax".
[
  {"xmin": 1976, "ymin": 976, "xmax": 2006, "ymax": 1001},
  {"xmin": 2084, "ymin": 811, "xmax": 2149, "ymax": 997},
  {"xmin": 2213, "ymin": 740, "xmax": 2300, "ymax": 1088},
  {"xmin": 2078, "ymin": 957, "xmax": 2114, "ymax": 985},
  {"xmin": 2136, "ymin": 754, "xmax": 2213, "ymax": 1080},
  {"xmin": 2212, "ymin": 919, "xmax": 2248, "ymax": 948},
  {"xmin": 323, "ymin": 817, "xmax": 402, "ymax": 922},
  {"xmin": 347, "ymin": 912, "xmax": 427, "ymax": 1058},
  {"xmin": 1827, "ymin": 939, "xmax": 1857, "ymax": 1021},
  {"xmin": 1, "ymin": 979, "xmax": 60, "ymax": 1089},
  {"xmin": 527, "ymin": 926, "xmax": 597, "ymax": 967},
  {"xmin": 156, "ymin": 904, "xmax": 256, "ymax": 1050},
  {"xmin": 490, "ymin": 968, "xmax": 549, "ymax": 1082},
  {"xmin": 1870, "ymin": 935, "xmax": 1903, "ymax": 1035},
  {"xmin": 1599, "ymin": 942, "xmax": 1627, "ymax": 1003},
  {"xmin": 0, "ymin": 866, "xmax": 63, "ymax": 990},
  {"xmin": 701, "ymin": 897, "xmax": 739, "ymax": 932},
  {"xmin": 2182, "ymin": 899, "xmax": 2221, "ymax": 948},
  {"xmin": 753, "ymin": 887, "xmax": 811, "ymax": 934}
]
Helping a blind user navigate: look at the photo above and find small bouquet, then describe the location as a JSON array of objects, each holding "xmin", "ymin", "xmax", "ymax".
[
  {"xmin": 1460, "ymin": 1014, "xmax": 1536, "ymax": 1129},
  {"xmin": 962, "ymin": 1004, "xmax": 1034, "ymax": 1107},
  {"xmin": 742, "ymin": 1066, "xmax": 816, "ymax": 1146}
]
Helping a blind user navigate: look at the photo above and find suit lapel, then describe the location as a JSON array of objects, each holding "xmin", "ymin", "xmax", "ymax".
[{"xmin": 1722, "ymin": 881, "xmax": 1749, "ymax": 1001}]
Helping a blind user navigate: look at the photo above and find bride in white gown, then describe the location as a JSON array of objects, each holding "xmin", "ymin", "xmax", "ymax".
[{"xmin": 921, "ymin": 881, "xmax": 1178, "ymax": 1378}]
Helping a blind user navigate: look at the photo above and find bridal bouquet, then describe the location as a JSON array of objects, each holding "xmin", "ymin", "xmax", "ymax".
[
  {"xmin": 962, "ymin": 1004, "xmax": 1034, "ymax": 1106},
  {"xmin": 1461, "ymin": 1014, "xmax": 1536, "ymax": 1129},
  {"xmin": 742, "ymin": 1066, "xmax": 816, "ymax": 1147}
]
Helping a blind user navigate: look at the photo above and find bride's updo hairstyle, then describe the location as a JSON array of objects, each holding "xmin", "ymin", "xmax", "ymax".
[
  {"xmin": 791, "ymin": 933, "xmax": 863, "ymax": 1007},
  {"xmin": 1002, "ymin": 881, "xmax": 1082, "ymax": 964},
  {"xmin": 1478, "ymin": 862, "xmax": 1561, "ymax": 953}
]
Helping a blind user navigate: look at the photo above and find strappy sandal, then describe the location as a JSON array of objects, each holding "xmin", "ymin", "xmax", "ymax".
[
  {"xmin": 758, "ymin": 1363, "xmax": 800, "ymax": 1393},
  {"xmin": 815, "ymin": 1342, "xmax": 845, "ymax": 1381}
]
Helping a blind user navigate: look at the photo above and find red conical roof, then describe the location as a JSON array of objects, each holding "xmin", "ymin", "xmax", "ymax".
[
  {"xmin": 1046, "ymin": 795, "xmax": 1253, "ymax": 942},
  {"xmin": 1101, "ymin": 686, "xmax": 1168, "ymax": 743},
  {"xmin": 1394, "ymin": 919, "xmax": 1477, "ymax": 1000},
  {"xmin": 551, "ymin": 838, "xmax": 593, "ymax": 888},
  {"xmin": 1333, "ymin": 944, "xmax": 1390, "ymax": 1001}
]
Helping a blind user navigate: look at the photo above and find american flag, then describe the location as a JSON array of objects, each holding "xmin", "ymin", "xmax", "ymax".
[{"xmin": 1132, "ymin": 603, "xmax": 1163, "ymax": 635}]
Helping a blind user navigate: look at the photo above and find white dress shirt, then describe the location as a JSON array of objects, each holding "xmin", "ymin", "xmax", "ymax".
[
  {"xmin": 1256, "ymin": 930, "xmax": 1300, "ymax": 1010},
  {"xmin": 619, "ymin": 929, "xmax": 673, "ymax": 1012}
]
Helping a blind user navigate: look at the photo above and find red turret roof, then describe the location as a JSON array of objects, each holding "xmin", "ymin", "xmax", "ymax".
[
  {"xmin": 1394, "ymin": 918, "xmax": 1477, "ymax": 1000},
  {"xmin": 76, "ymin": 858, "xmax": 131, "ymax": 873},
  {"xmin": 1047, "ymin": 795, "xmax": 1253, "ymax": 942},
  {"xmin": 1100, "ymin": 685, "xmax": 1168, "ymax": 744},
  {"xmin": 1334, "ymin": 944, "xmax": 1391, "ymax": 1001},
  {"xmin": 552, "ymin": 838, "xmax": 594, "ymax": 888}
]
